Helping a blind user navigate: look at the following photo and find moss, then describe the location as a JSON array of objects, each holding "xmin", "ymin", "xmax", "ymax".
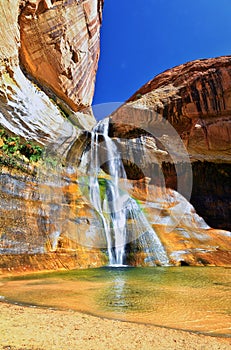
[{"xmin": 98, "ymin": 177, "xmax": 107, "ymax": 202}]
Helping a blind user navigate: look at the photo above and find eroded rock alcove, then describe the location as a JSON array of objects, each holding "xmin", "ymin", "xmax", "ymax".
[{"xmin": 0, "ymin": 1, "xmax": 230, "ymax": 272}]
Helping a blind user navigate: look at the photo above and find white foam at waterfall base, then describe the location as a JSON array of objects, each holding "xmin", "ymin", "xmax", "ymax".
[{"xmin": 80, "ymin": 118, "xmax": 169, "ymax": 266}]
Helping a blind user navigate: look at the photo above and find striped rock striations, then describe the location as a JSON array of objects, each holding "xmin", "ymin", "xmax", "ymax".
[
  {"xmin": 113, "ymin": 56, "xmax": 231, "ymax": 163},
  {"xmin": 0, "ymin": 165, "xmax": 107, "ymax": 272},
  {"xmin": 0, "ymin": 0, "xmax": 103, "ymax": 150},
  {"xmin": 19, "ymin": 0, "xmax": 103, "ymax": 112},
  {"xmin": 0, "ymin": 0, "xmax": 105, "ymax": 272},
  {"xmin": 109, "ymin": 56, "xmax": 231, "ymax": 231},
  {"xmin": 0, "ymin": 0, "xmax": 230, "ymax": 270}
]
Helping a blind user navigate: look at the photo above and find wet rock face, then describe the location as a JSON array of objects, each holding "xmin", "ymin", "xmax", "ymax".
[
  {"xmin": 1, "ymin": 162, "xmax": 230, "ymax": 271},
  {"xmin": 0, "ymin": 0, "xmax": 106, "ymax": 272},
  {"xmin": 109, "ymin": 56, "xmax": 231, "ymax": 231},
  {"xmin": 124, "ymin": 180, "xmax": 231, "ymax": 267},
  {"xmin": 19, "ymin": 0, "xmax": 103, "ymax": 111},
  {"xmin": 0, "ymin": 166, "xmax": 107, "ymax": 272},
  {"xmin": 157, "ymin": 161, "xmax": 231, "ymax": 231},
  {"xmin": 0, "ymin": 3, "xmax": 230, "ymax": 271}
]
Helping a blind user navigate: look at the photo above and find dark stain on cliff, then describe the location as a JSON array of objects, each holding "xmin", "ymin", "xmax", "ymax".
[
  {"xmin": 149, "ymin": 161, "xmax": 231, "ymax": 231},
  {"xmin": 190, "ymin": 161, "xmax": 231, "ymax": 231}
]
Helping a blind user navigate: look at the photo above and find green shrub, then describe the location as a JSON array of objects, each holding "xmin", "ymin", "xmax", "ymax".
[
  {"xmin": 0, "ymin": 127, "xmax": 43, "ymax": 163},
  {"xmin": 20, "ymin": 142, "xmax": 43, "ymax": 162}
]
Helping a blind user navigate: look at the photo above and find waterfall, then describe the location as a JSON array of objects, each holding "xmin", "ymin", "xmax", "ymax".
[{"xmin": 82, "ymin": 118, "xmax": 169, "ymax": 266}]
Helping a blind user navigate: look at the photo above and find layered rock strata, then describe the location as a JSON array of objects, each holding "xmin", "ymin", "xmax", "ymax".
[
  {"xmin": 0, "ymin": 0, "xmax": 104, "ymax": 272},
  {"xmin": 125, "ymin": 179, "xmax": 231, "ymax": 267},
  {"xmin": 0, "ymin": 0, "xmax": 230, "ymax": 270},
  {"xmin": 109, "ymin": 56, "xmax": 231, "ymax": 231},
  {"xmin": 0, "ymin": 165, "xmax": 107, "ymax": 273},
  {"xmin": 0, "ymin": 0, "xmax": 103, "ymax": 151},
  {"xmin": 19, "ymin": 0, "xmax": 103, "ymax": 111}
]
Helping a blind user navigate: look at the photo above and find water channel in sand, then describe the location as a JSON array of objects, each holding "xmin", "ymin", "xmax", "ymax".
[{"xmin": 0, "ymin": 267, "xmax": 230, "ymax": 337}]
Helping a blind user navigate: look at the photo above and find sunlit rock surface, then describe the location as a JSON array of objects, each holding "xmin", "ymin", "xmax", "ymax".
[
  {"xmin": 19, "ymin": 0, "xmax": 103, "ymax": 111},
  {"xmin": 72, "ymin": 113, "xmax": 231, "ymax": 268},
  {"xmin": 128, "ymin": 55, "xmax": 231, "ymax": 161},
  {"xmin": 125, "ymin": 180, "xmax": 231, "ymax": 267},
  {"xmin": 0, "ymin": 0, "xmax": 102, "ymax": 150},
  {"xmin": 1, "ymin": 162, "xmax": 229, "ymax": 272},
  {"xmin": 0, "ymin": 0, "xmax": 104, "ymax": 272},
  {"xmin": 0, "ymin": 165, "xmax": 107, "ymax": 273},
  {"xmin": 109, "ymin": 56, "xmax": 231, "ymax": 231},
  {"xmin": 0, "ymin": 1, "xmax": 230, "ymax": 272}
]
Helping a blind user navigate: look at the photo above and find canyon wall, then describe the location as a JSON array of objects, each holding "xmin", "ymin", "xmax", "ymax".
[
  {"xmin": 0, "ymin": 0, "xmax": 103, "ymax": 151},
  {"xmin": 109, "ymin": 56, "xmax": 231, "ymax": 231},
  {"xmin": 0, "ymin": 165, "xmax": 107, "ymax": 272},
  {"xmin": 0, "ymin": 0, "xmax": 105, "ymax": 272},
  {"xmin": 19, "ymin": 0, "xmax": 103, "ymax": 112},
  {"xmin": 0, "ymin": 0, "xmax": 230, "ymax": 271}
]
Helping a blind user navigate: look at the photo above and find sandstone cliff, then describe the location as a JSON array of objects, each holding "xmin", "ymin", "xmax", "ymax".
[
  {"xmin": 109, "ymin": 56, "xmax": 231, "ymax": 231},
  {"xmin": 0, "ymin": 0, "xmax": 105, "ymax": 272},
  {"xmin": 0, "ymin": 1, "xmax": 230, "ymax": 271},
  {"xmin": 0, "ymin": 0, "xmax": 103, "ymax": 152},
  {"xmin": 128, "ymin": 56, "xmax": 231, "ymax": 162},
  {"xmin": 19, "ymin": 0, "xmax": 103, "ymax": 112}
]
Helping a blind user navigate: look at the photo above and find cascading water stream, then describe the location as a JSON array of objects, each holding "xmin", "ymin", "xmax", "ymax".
[{"xmin": 83, "ymin": 118, "xmax": 169, "ymax": 266}]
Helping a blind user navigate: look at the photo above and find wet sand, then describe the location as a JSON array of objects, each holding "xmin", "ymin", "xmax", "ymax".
[{"xmin": 0, "ymin": 301, "xmax": 230, "ymax": 350}]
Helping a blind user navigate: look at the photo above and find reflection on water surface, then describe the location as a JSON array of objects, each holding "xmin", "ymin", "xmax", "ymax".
[{"xmin": 0, "ymin": 267, "xmax": 230, "ymax": 337}]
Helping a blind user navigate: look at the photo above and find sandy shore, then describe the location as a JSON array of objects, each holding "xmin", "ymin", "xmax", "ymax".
[{"xmin": 0, "ymin": 302, "xmax": 230, "ymax": 350}]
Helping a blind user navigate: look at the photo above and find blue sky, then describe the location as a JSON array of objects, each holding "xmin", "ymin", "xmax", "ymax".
[{"xmin": 93, "ymin": 0, "xmax": 231, "ymax": 107}]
